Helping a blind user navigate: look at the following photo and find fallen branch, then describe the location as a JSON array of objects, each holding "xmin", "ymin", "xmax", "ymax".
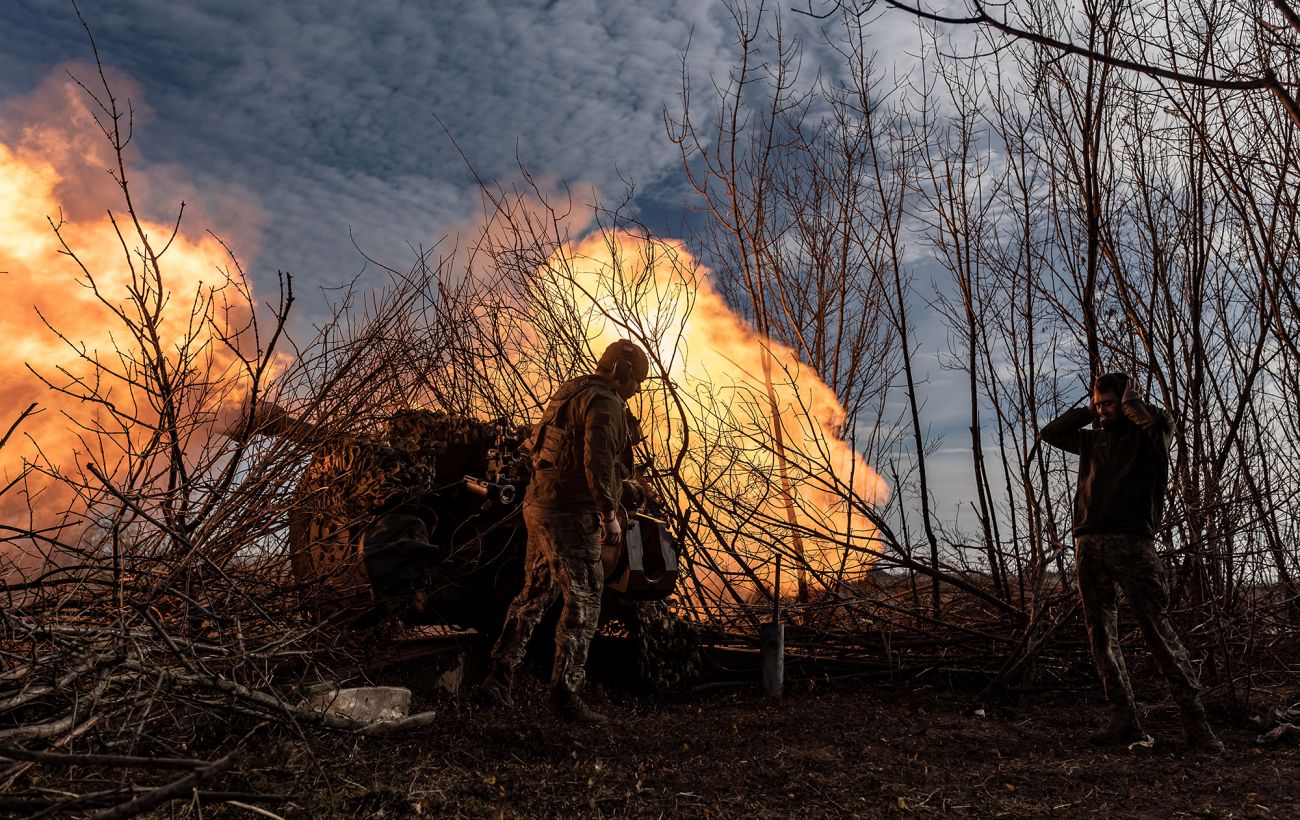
[
  {"xmin": 90, "ymin": 752, "xmax": 235, "ymax": 820},
  {"xmin": 0, "ymin": 746, "xmax": 209, "ymax": 770},
  {"xmin": 0, "ymin": 788, "xmax": 295, "ymax": 817},
  {"xmin": 359, "ymin": 710, "xmax": 440, "ymax": 736}
]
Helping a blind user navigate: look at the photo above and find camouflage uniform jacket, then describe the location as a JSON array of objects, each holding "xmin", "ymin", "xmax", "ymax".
[
  {"xmin": 525, "ymin": 375, "xmax": 633, "ymax": 513},
  {"xmin": 1039, "ymin": 399, "xmax": 1175, "ymax": 538}
]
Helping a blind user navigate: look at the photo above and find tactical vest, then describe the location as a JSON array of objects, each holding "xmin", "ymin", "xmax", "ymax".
[{"xmin": 526, "ymin": 376, "xmax": 617, "ymax": 472}]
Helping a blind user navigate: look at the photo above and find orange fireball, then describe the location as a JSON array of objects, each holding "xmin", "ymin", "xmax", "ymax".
[{"xmin": 0, "ymin": 67, "xmax": 260, "ymax": 573}]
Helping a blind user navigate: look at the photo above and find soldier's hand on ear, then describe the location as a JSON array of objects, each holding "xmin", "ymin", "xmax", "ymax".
[
  {"xmin": 1121, "ymin": 378, "xmax": 1139, "ymax": 404},
  {"xmin": 600, "ymin": 510, "xmax": 622, "ymax": 547}
]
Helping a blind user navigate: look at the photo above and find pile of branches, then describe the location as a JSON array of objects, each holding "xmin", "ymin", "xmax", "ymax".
[
  {"xmin": 0, "ymin": 446, "xmax": 447, "ymax": 817},
  {"xmin": 0, "ymin": 36, "xmax": 450, "ymax": 812}
]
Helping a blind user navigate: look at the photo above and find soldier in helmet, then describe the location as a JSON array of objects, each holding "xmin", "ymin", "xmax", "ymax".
[{"xmin": 481, "ymin": 339, "xmax": 650, "ymax": 723}]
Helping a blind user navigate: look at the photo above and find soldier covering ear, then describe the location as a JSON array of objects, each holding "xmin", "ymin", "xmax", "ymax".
[{"xmin": 1040, "ymin": 370, "xmax": 1222, "ymax": 753}]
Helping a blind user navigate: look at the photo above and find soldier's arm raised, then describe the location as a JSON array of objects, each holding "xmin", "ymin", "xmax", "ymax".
[
  {"xmin": 1120, "ymin": 382, "xmax": 1172, "ymax": 446},
  {"xmin": 1038, "ymin": 403, "xmax": 1093, "ymax": 455}
]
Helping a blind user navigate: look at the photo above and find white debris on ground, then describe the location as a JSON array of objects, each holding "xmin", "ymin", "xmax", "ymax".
[{"xmin": 306, "ymin": 686, "xmax": 412, "ymax": 723}]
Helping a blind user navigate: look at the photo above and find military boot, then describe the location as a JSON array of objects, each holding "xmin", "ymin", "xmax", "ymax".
[
  {"xmin": 550, "ymin": 686, "xmax": 607, "ymax": 724},
  {"xmin": 1087, "ymin": 707, "xmax": 1147, "ymax": 747},
  {"xmin": 477, "ymin": 665, "xmax": 514, "ymax": 708},
  {"xmin": 1181, "ymin": 715, "xmax": 1225, "ymax": 755}
]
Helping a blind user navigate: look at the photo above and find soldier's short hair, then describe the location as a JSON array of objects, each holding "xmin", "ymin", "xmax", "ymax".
[{"xmin": 1094, "ymin": 372, "xmax": 1130, "ymax": 396}]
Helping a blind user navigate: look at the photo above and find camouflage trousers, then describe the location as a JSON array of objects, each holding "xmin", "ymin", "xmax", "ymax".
[
  {"xmin": 1076, "ymin": 533, "xmax": 1205, "ymax": 719},
  {"xmin": 491, "ymin": 504, "xmax": 604, "ymax": 695}
]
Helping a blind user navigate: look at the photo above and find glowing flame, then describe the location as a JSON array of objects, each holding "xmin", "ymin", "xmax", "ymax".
[
  {"xmin": 0, "ymin": 68, "xmax": 259, "ymax": 569},
  {"xmin": 533, "ymin": 231, "xmax": 889, "ymax": 602}
]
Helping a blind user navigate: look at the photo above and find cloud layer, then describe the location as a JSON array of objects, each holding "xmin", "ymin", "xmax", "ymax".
[{"xmin": 1, "ymin": 0, "xmax": 757, "ymax": 311}]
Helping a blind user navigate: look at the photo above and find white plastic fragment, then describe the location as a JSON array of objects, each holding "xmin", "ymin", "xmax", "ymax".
[
  {"xmin": 436, "ymin": 655, "xmax": 465, "ymax": 695},
  {"xmin": 306, "ymin": 686, "xmax": 412, "ymax": 723}
]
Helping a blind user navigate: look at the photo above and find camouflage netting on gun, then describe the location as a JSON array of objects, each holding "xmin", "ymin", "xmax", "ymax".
[
  {"xmin": 288, "ymin": 412, "xmax": 441, "ymax": 592},
  {"xmin": 631, "ymin": 601, "xmax": 703, "ymax": 694}
]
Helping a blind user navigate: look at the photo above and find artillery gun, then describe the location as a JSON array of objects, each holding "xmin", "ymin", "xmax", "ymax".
[{"xmin": 266, "ymin": 408, "xmax": 680, "ymax": 635}]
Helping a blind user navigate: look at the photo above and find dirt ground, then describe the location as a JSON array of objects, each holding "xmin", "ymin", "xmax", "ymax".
[{"xmin": 229, "ymin": 673, "xmax": 1297, "ymax": 818}]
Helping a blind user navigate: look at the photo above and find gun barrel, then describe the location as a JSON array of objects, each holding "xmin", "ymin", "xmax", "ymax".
[{"xmin": 462, "ymin": 476, "xmax": 517, "ymax": 507}]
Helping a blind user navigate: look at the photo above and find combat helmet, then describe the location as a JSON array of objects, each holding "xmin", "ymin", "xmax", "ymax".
[{"xmin": 597, "ymin": 339, "xmax": 651, "ymax": 382}]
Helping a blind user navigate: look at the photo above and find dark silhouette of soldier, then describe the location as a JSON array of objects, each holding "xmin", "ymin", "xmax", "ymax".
[
  {"xmin": 1040, "ymin": 372, "xmax": 1223, "ymax": 753},
  {"xmin": 481, "ymin": 340, "xmax": 650, "ymax": 723}
]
